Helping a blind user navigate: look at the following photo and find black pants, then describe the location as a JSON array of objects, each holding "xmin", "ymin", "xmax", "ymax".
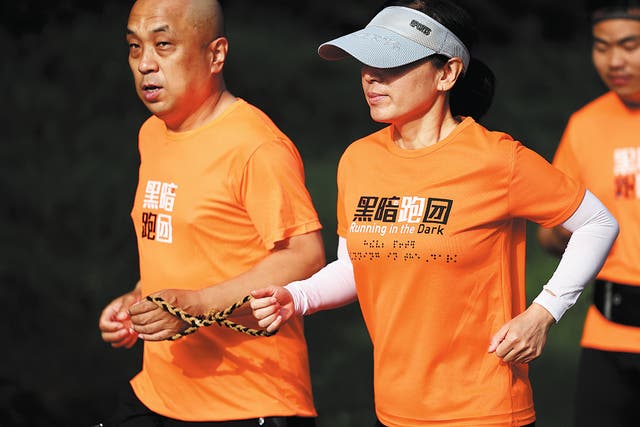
[
  {"xmin": 574, "ymin": 347, "xmax": 640, "ymax": 427},
  {"xmin": 104, "ymin": 385, "xmax": 316, "ymax": 427},
  {"xmin": 376, "ymin": 420, "xmax": 534, "ymax": 426}
]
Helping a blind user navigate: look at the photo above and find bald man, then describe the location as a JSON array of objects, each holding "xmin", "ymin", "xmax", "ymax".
[{"xmin": 98, "ymin": 0, "xmax": 324, "ymax": 425}]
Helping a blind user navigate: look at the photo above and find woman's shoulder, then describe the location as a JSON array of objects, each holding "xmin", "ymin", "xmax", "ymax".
[
  {"xmin": 458, "ymin": 118, "xmax": 518, "ymax": 150},
  {"xmin": 342, "ymin": 126, "xmax": 390, "ymax": 155}
]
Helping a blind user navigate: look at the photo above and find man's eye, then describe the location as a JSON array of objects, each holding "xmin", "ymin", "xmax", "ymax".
[
  {"xmin": 593, "ymin": 42, "xmax": 608, "ymax": 53},
  {"xmin": 157, "ymin": 41, "xmax": 170, "ymax": 48},
  {"xmin": 621, "ymin": 41, "xmax": 640, "ymax": 52},
  {"xmin": 129, "ymin": 42, "xmax": 140, "ymax": 49}
]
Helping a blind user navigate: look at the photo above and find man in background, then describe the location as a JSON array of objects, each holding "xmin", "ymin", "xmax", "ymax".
[
  {"xmin": 537, "ymin": 0, "xmax": 640, "ymax": 425},
  {"xmin": 98, "ymin": 0, "xmax": 324, "ymax": 425}
]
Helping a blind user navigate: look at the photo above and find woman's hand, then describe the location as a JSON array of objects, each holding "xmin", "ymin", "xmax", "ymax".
[
  {"xmin": 250, "ymin": 286, "xmax": 295, "ymax": 333},
  {"xmin": 488, "ymin": 303, "xmax": 555, "ymax": 364}
]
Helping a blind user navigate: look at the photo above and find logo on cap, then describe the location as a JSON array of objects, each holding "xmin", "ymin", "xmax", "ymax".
[{"xmin": 410, "ymin": 19, "xmax": 432, "ymax": 36}]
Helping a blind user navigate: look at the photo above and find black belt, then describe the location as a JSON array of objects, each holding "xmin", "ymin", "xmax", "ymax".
[{"xmin": 593, "ymin": 280, "xmax": 640, "ymax": 327}]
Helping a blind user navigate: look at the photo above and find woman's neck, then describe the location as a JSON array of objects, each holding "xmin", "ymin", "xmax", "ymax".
[{"xmin": 392, "ymin": 106, "xmax": 460, "ymax": 150}]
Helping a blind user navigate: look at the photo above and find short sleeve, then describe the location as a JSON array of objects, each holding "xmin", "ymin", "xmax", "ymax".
[
  {"xmin": 336, "ymin": 151, "xmax": 352, "ymax": 239},
  {"xmin": 509, "ymin": 143, "xmax": 586, "ymax": 228},
  {"xmin": 241, "ymin": 139, "xmax": 321, "ymax": 249}
]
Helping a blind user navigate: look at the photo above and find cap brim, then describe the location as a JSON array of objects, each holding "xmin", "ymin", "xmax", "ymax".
[{"xmin": 318, "ymin": 27, "xmax": 436, "ymax": 69}]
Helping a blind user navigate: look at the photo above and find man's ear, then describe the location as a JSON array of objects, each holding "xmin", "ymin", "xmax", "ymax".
[{"xmin": 209, "ymin": 37, "xmax": 228, "ymax": 74}]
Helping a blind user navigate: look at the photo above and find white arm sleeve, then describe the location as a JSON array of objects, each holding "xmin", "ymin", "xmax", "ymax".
[
  {"xmin": 285, "ymin": 237, "xmax": 357, "ymax": 315},
  {"xmin": 533, "ymin": 190, "xmax": 619, "ymax": 321}
]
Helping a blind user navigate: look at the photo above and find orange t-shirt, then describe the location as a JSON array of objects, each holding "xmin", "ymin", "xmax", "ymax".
[
  {"xmin": 337, "ymin": 118, "xmax": 585, "ymax": 427},
  {"xmin": 552, "ymin": 91, "xmax": 640, "ymax": 353},
  {"xmin": 129, "ymin": 99, "xmax": 321, "ymax": 421}
]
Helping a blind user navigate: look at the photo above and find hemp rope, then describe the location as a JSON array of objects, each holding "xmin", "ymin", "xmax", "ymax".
[{"xmin": 147, "ymin": 294, "xmax": 276, "ymax": 340}]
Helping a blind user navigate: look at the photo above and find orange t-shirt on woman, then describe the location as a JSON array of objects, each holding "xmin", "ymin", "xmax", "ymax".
[{"xmin": 337, "ymin": 117, "xmax": 584, "ymax": 426}]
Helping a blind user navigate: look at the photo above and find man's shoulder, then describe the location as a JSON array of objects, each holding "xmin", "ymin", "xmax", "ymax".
[
  {"xmin": 139, "ymin": 115, "xmax": 165, "ymax": 134},
  {"xmin": 215, "ymin": 99, "xmax": 291, "ymax": 145},
  {"xmin": 223, "ymin": 99, "xmax": 279, "ymax": 133},
  {"xmin": 572, "ymin": 91, "xmax": 620, "ymax": 120}
]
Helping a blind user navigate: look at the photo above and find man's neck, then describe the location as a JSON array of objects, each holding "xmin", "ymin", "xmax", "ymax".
[
  {"xmin": 619, "ymin": 93, "xmax": 640, "ymax": 110},
  {"xmin": 164, "ymin": 89, "xmax": 237, "ymax": 133}
]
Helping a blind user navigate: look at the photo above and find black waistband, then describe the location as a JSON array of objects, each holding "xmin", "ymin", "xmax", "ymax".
[
  {"xmin": 376, "ymin": 420, "xmax": 534, "ymax": 427},
  {"xmin": 593, "ymin": 280, "xmax": 640, "ymax": 327}
]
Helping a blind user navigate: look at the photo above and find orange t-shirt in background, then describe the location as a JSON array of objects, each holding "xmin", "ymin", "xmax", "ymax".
[
  {"xmin": 337, "ymin": 118, "xmax": 585, "ymax": 426},
  {"xmin": 552, "ymin": 91, "xmax": 640, "ymax": 353},
  {"xmin": 129, "ymin": 99, "xmax": 321, "ymax": 421}
]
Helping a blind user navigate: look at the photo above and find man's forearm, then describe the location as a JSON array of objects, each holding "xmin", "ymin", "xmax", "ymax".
[{"xmin": 198, "ymin": 230, "xmax": 325, "ymax": 313}]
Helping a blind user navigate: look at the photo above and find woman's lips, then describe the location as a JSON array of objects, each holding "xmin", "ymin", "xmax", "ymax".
[{"xmin": 367, "ymin": 92, "xmax": 387, "ymax": 105}]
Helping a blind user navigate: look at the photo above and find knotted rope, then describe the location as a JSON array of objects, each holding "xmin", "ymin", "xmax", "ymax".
[{"xmin": 147, "ymin": 294, "xmax": 276, "ymax": 341}]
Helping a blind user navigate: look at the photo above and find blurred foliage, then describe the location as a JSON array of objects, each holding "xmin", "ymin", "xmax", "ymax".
[{"xmin": 1, "ymin": 1, "xmax": 606, "ymax": 426}]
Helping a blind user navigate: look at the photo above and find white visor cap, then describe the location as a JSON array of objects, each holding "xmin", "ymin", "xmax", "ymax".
[{"xmin": 318, "ymin": 6, "xmax": 470, "ymax": 71}]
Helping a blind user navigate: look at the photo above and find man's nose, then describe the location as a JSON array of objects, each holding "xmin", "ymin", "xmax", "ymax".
[{"xmin": 138, "ymin": 47, "xmax": 159, "ymax": 74}]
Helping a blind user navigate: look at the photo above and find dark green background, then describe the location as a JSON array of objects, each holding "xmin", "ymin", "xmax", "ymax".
[{"xmin": 1, "ymin": 1, "xmax": 605, "ymax": 426}]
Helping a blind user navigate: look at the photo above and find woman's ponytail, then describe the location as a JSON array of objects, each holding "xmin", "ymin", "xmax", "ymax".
[{"xmin": 450, "ymin": 57, "xmax": 495, "ymax": 120}]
